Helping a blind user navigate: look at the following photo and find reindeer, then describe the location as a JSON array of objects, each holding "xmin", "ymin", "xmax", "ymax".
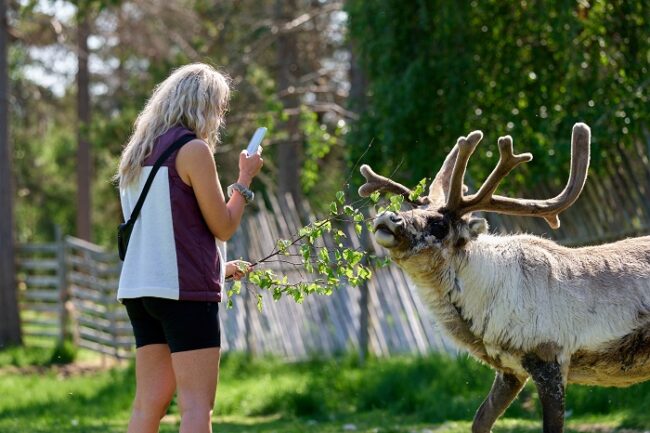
[{"xmin": 358, "ymin": 123, "xmax": 650, "ymax": 433}]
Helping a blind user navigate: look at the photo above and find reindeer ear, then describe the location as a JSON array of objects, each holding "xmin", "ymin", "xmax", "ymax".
[
  {"xmin": 428, "ymin": 145, "xmax": 460, "ymax": 209},
  {"xmin": 454, "ymin": 217, "xmax": 487, "ymax": 248},
  {"xmin": 468, "ymin": 217, "xmax": 488, "ymax": 237}
]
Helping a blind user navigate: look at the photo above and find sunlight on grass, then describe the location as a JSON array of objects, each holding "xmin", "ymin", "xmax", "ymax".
[{"xmin": 1, "ymin": 347, "xmax": 649, "ymax": 432}]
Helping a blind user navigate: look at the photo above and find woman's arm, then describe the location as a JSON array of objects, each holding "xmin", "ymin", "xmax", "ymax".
[{"xmin": 175, "ymin": 139, "xmax": 263, "ymax": 241}]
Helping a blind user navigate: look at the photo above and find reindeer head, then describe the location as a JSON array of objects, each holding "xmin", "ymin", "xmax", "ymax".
[{"xmin": 359, "ymin": 123, "xmax": 591, "ymax": 260}]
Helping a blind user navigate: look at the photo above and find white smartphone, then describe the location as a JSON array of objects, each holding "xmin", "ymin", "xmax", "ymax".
[{"xmin": 246, "ymin": 127, "xmax": 267, "ymax": 157}]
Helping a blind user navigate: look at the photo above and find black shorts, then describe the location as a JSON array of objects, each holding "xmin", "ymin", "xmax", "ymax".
[{"xmin": 123, "ymin": 297, "xmax": 221, "ymax": 353}]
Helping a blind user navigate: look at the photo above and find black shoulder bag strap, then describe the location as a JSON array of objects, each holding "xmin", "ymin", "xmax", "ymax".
[{"xmin": 118, "ymin": 133, "xmax": 197, "ymax": 260}]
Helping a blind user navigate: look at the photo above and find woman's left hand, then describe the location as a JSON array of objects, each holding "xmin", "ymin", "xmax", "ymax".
[{"xmin": 226, "ymin": 260, "xmax": 253, "ymax": 281}]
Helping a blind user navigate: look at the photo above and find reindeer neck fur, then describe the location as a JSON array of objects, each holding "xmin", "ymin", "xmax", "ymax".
[{"xmin": 394, "ymin": 233, "xmax": 650, "ymax": 381}]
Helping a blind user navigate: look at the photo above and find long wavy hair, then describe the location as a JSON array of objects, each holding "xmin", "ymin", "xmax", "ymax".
[{"xmin": 116, "ymin": 63, "xmax": 231, "ymax": 188}]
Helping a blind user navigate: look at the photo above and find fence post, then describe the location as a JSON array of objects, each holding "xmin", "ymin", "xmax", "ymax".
[
  {"xmin": 237, "ymin": 217, "xmax": 256, "ymax": 357},
  {"xmin": 55, "ymin": 226, "xmax": 70, "ymax": 343}
]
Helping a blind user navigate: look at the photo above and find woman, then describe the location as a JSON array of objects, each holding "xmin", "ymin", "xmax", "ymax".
[{"xmin": 116, "ymin": 63, "xmax": 263, "ymax": 433}]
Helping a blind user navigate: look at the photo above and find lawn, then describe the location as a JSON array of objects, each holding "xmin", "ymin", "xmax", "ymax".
[{"xmin": 1, "ymin": 344, "xmax": 649, "ymax": 433}]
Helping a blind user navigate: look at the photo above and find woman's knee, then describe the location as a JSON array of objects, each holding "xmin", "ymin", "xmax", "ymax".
[
  {"xmin": 132, "ymin": 392, "xmax": 174, "ymax": 419},
  {"xmin": 177, "ymin": 393, "xmax": 215, "ymax": 416}
]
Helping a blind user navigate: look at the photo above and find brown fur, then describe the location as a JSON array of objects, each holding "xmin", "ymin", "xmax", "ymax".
[{"xmin": 569, "ymin": 323, "xmax": 650, "ymax": 386}]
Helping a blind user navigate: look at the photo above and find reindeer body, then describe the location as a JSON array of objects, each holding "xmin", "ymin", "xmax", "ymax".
[
  {"xmin": 396, "ymin": 233, "xmax": 650, "ymax": 387},
  {"xmin": 359, "ymin": 124, "xmax": 650, "ymax": 432}
]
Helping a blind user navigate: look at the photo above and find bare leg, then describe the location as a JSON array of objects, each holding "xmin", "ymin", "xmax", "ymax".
[
  {"xmin": 522, "ymin": 354, "xmax": 565, "ymax": 433},
  {"xmin": 127, "ymin": 344, "xmax": 176, "ymax": 433},
  {"xmin": 172, "ymin": 347, "xmax": 221, "ymax": 433},
  {"xmin": 472, "ymin": 372, "xmax": 526, "ymax": 433}
]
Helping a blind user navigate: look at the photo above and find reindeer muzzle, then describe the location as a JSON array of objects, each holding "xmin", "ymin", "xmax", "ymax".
[{"xmin": 373, "ymin": 212, "xmax": 403, "ymax": 247}]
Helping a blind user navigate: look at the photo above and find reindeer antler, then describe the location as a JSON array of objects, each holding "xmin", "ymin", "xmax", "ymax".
[
  {"xmin": 359, "ymin": 165, "xmax": 428, "ymax": 206},
  {"xmin": 444, "ymin": 123, "xmax": 591, "ymax": 229}
]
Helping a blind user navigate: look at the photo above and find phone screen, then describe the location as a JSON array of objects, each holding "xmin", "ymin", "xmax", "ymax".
[{"xmin": 246, "ymin": 127, "xmax": 267, "ymax": 156}]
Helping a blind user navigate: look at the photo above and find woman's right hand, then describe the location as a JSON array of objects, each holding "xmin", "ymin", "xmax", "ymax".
[{"xmin": 238, "ymin": 150, "xmax": 263, "ymax": 186}]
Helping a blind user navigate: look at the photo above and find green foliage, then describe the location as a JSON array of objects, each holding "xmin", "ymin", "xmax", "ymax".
[
  {"xmin": 216, "ymin": 351, "xmax": 650, "ymax": 427},
  {"xmin": 0, "ymin": 345, "xmax": 52, "ymax": 368},
  {"xmin": 231, "ymin": 190, "xmax": 380, "ymax": 309},
  {"xmin": 0, "ymin": 361, "xmax": 135, "ymax": 432},
  {"xmin": 347, "ymin": 0, "xmax": 650, "ymax": 191},
  {"xmin": 300, "ymin": 106, "xmax": 346, "ymax": 203},
  {"xmin": 0, "ymin": 341, "xmax": 79, "ymax": 367},
  {"xmin": 193, "ymin": 353, "xmax": 650, "ymax": 428},
  {"xmin": 13, "ymin": 121, "xmax": 77, "ymax": 242},
  {"xmin": 49, "ymin": 340, "xmax": 78, "ymax": 365},
  {"xmin": 213, "ymin": 353, "xmax": 503, "ymax": 419},
  {"xmin": 4, "ymin": 349, "xmax": 650, "ymax": 432}
]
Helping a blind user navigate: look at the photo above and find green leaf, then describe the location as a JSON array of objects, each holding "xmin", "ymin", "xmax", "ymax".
[
  {"xmin": 300, "ymin": 244, "xmax": 311, "ymax": 262},
  {"xmin": 336, "ymin": 190, "xmax": 345, "ymax": 204},
  {"xmin": 319, "ymin": 248, "xmax": 329, "ymax": 262},
  {"xmin": 388, "ymin": 194, "xmax": 404, "ymax": 212},
  {"xmin": 276, "ymin": 239, "xmax": 291, "ymax": 254},
  {"xmin": 409, "ymin": 178, "xmax": 428, "ymax": 201},
  {"xmin": 249, "ymin": 272, "xmax": 261, "ymax": 286},
  {"xmin": 370, "ymin": 191, "xmax": 381, "ymax": 203},
  {"xmin": 231, "ymin": 280, "xmax": 242, "ymax": 296}
]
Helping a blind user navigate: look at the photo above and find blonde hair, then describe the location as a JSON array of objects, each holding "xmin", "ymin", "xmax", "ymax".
[{"xmin": 117, "ymin": 63, "xmax": 231, "ymax": 188}]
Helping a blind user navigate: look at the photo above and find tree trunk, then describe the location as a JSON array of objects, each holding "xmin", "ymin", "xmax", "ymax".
[
  {"xmin": 275, "ymin": 0, "xmax": 302, "ymax": 201},
  {"xmin": 76, "ymin": 15, "xmax": 92, "ymax": 241},
  {"xmin": 0, "ymin": 0, "xmax": 22, "ymax": 347}
]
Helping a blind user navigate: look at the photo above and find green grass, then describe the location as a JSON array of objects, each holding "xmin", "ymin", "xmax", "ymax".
[{"xmin": 1, "ymin": 347, "xmax": 650, "ymax": 432}]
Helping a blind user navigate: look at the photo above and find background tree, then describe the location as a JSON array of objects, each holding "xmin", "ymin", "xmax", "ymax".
[
  {"xmin": 10, "ymin": 0, "xmax": 649, "ymax": 249},
  {"xmin": 75, "ymin": 10, "xmax": 91, "ymax": 240},
  {"xmin": 0, "ymin": 0, "xmax": 21, "ymax": 347},
  {"xmin": 275, "ymin": 0, "xmax": 302, "ymax": 200},
  {"xmin": 346, "ymin": 0, "xmax": 650, "ymax": 190}
]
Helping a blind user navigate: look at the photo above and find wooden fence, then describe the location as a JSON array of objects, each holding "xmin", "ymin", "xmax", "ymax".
[
  {"xmin": 17, "ymin": 230, "xmax": 131, "ymax": 359},
  {"xmin": 16, "ymin": 228, "xmax": 66, "ymax": 341},
  {"xmin": 221, "ymin": 194, "xmax": 455, "ymax": 359},
  {"xmin": 16, "ymin": 198, "xmax": 457, "ymax": 360},
  {"xmin": 16, "ymin": 135, "xmax": 650, "ymax": 359}
]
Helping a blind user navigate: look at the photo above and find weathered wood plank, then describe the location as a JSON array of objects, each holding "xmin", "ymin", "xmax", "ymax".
[
  {"xmin": 20, "ymin": 289, "xmax": 59, "ymax": 302},
  {"xmin": 22, "ymin": 275, "xmax": 60, "ymax": 288},
  {"xmin": 17, "ymin": 259, "xmax": 59, "ymax": 270},
  {"xmin": 21, "ymin": 317, "xmax": 58, "ymax": 328},
  {"xmin": 19, "ymin": 302, "xmax": 59, "ymax": 313},
  {"xmin": 17, "ymin": 243, "xmax": 58, "ymax": 254},
  {"xmin": 78, "ymin": 326, "xmax": 133, "ymax": 347}
]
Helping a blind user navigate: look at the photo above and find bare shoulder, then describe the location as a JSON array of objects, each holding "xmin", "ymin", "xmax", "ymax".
[
  {"xmin": 176, "ymin": 139, "xmax": 215, "ymax": 185},
  {"xmin": 177, "ymin": 139, "xmax": 213, "ymax": 161}
]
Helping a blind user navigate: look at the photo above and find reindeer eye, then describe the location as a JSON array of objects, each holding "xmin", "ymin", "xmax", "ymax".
[{"xmin": 427, "ymin": 219, "xmax": 449, "ymax": 239}]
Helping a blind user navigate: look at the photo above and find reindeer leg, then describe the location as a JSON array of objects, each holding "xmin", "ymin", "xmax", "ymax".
[
  {"xmin": 472, "ymin": 372, "xmax": 526, "ymax": 433},
  {"xmin": 522, "ymin": 354, "xmax": 566, "ymax": 433}
]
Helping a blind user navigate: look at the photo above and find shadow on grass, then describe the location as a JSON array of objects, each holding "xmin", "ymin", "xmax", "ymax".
[{"xmin": 0, "ymin": 365, "xmax": 135, "ymax": 433}]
